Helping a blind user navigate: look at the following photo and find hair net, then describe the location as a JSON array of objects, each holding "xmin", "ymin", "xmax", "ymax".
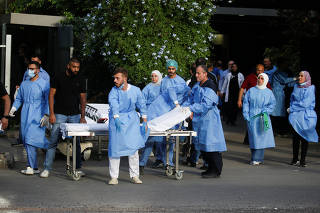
[{"xmin": 166, "ymin": 59, "xmax": 178, "ymax": 70}]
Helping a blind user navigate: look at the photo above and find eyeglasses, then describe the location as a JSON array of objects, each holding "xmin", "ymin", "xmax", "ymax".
[
  {"xmin": 28, "ymin": 67, "xmax": 39, "ymax": 70},
  {"xmin": 258, "ymin": 77, "xmax": 264, "ymax": 80}
]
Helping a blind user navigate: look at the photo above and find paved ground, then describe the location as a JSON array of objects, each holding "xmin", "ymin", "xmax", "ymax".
[{"xmin": 0, "ymin": 117, "xmax": 320, "ymax": 212}]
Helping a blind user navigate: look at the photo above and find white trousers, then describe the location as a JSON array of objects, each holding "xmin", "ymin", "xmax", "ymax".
[{"xmin": 109, "ymin": 150, "xmax": 139, "ymax": 178}]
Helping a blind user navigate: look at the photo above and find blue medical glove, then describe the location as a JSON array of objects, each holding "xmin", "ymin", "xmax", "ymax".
[
  {"xmin": 140, "ymin": 121, "xmax": 149, "ymax": 139},
  {"xmin": 114, "ymin": 118, "xmax": 122, "ymax": 132}
]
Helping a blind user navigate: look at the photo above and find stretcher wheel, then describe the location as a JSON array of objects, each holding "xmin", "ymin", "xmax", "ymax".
[
  {"xmin": 175, "ymin": 171, "xmax": 183, "ymax": 180},
  {"xmin": 165, "ymin": 166, "xmax": 174, "ymax": 176},
  {"xmin": 72, "ymin": 171, "xmax": 81, "ymax": 181}
]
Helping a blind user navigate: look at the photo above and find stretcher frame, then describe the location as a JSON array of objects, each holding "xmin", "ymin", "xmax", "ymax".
[{"xmin": 65, "ymin": 130, "xmax": 196, "ymax": 181}]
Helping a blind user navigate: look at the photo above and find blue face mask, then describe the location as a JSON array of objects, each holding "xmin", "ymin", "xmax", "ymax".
[
  {"xmin": 119, "ymin": 83, "xmax": 124, "ymax": 89},
  {"xmin": 28, "ymin": 69, "xmax": 36, "ymax": 78}
]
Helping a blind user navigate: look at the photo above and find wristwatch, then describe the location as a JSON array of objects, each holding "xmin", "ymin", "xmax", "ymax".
[{"xmin": 3, "ymin": 115, "xmax": 10, "ymax": 119}]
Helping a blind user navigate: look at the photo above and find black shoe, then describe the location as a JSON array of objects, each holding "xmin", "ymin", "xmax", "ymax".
[
  {"xmin": 151, "ymin": 160, "xmax": 164, "ymax": 169},
  {"xmin": 201, "ymin": 170, "xmax": 209, "ymax": 176},
  {"xmin": 199, "ymin": 165, "xmax": 208, "ymax": 170},
  {"xmin": 290, "ymin": 160, "xmax": 300, "ymax": 166},
  {"xmin": 201, "ymin": 171, "xmax": 219, "ymax": 178},
  {"xmin": 299, "ymin": 161, "xmax": 307, "ymax": 167},
  {"xmin": 139, "ymin": 166, "xmax": 144, "ymax": 176}
]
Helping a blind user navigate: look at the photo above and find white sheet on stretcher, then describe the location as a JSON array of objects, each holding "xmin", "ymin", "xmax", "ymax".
[
  {"xmin": 147, "ymin": 106, "xmax": 191, "ymax": 132},
  {"xmin": 60, "ymin": 106, "xmax": 191, "ymax": 137}
]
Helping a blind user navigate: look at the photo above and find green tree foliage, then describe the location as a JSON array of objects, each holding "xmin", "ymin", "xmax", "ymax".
[
  {"xmin": 8, "ymin": 0, "xmax": 217, "ymax": 88},
  {"xmin": 79, "ymin": 0, "xmax": 216, "ymax": 84}
]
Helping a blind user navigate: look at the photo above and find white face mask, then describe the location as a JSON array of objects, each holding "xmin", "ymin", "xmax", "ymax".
[{"xmin": 28, "ymin": 69, "xmax": 36, "ymax": 78}]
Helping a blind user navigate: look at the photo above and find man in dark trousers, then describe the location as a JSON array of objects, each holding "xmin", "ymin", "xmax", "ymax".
[{"xmin": 40, "ymin": 58, "xmax": 87, "ymax": 178}]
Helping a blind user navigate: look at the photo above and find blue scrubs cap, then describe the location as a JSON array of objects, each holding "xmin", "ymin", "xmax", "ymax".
[{"xmin": 166, "ymin": 59, "xmax": 178, "ymax": 70}]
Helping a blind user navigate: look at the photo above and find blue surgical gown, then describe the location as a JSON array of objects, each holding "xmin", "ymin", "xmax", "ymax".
[
  {"xmin": 142, "ymin": 83, "xmax": 161, "ymax": 108},
  {"xmin": 288, "ymin": 85, "xmax": 318, "ymax": 142},
  {"xmin": 142, "ymin": 83, "xmax": 162, "ymax": 143},
  {"xmin": 184, "ymin": 83, "xmax": 227, "ymax": 152},
  {"xmin": 243, "ymin": 87, "xmax": 276, "ymax": 149},
  {"xmin": 13, "ymin": 78, "xmax": 50, "ymax": 149},
  {"xmin": 108, "ymin": 84, "xmax": 148, "ymax": 157},
  {"xmin": 271, "ymin": 71, "xmax": 295, "ymax": 117},
  {"xmin": 147, "ymin": 75, "xmax": 189, "ymax": 120}
]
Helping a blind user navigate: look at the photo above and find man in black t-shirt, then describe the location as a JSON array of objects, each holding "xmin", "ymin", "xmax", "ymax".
[
  {"xmin": 40, "ymin": 58, "xmax": 87, "ymax": 178},
  {"xmin": 0, "ymin": 82, "xmax": 11, "ymax": 130}
]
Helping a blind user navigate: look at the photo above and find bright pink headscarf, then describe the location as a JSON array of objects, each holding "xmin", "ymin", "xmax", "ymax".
[{"xmin": 298, "ymin": 71, "xmax": 312, "ymax": 88}]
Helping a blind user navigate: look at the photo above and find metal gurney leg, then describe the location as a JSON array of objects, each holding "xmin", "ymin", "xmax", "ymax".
[
  {"xmin": 165, "ymin": 135, "xmax": 174, "ymax": 176},
  {"xmin": 164, "ymin": 133, "xmax": 185, "ymax": 180},
  {"xmin": 174, "ymin": 135, "xmax": 183, "ymax": 180},
  {"xmin": 66, "ymin": 136, "xmax": 81, "ymax": 181}
]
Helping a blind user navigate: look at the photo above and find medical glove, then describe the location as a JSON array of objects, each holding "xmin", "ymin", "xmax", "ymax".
[
  {"xmin": 115, "ymin": 117, "xmax": 122, "ymax": 132},
  {"xmin": 9, "ymin": 107, "xmax": 17, "ymax": 117},
  {"xmin": 40, "ymin": 114, "xmax": 51, "ymax": 129}
]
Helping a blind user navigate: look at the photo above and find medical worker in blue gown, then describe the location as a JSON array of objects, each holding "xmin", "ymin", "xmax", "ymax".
[
  {"xmin": 243, "ymin": 73, "xmax": 276, "ymax": 165},
  {"xmin": 9, "ymin": 61, "xmax": 49, "ymax": 175},
  {"xmin": 139, "ymin": 70, "xmax": 163, "ymax": 174},
  {"xmin": 147, "ymin": 60, "xmax": 189, "ymax": 168},
  {"xmin": 288, "ymin": 71, "xmax": 318, "ymax": 167},
  {"xmin": 183, "ymin": 65, "xmax": 227, "ymax": 178},
  {"xmin": 108, "ymin": 67, "xmax": 148, "ymax": 185},
  {"xmin": 270, "ymin": 58, "xmax": 296, "ymax": 135}
]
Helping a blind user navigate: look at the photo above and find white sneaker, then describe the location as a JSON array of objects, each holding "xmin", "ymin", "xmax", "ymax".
[
  {"xmin": 21, "ymin": 167, "xmax": 34, "ymax": 175},
  {"xmin": 131, "ymin": 176, "xmax": 142, "ymax": 184},
  {"xmin": 77, "ymin": 170, "xmax": 86, "ymax": 177},
  {"xmin": 40, "ymin": 170, "xmax": 50, "ymax": 178},
  {"xmin": 250, "ymin": 161, "xmax": 261, "ymax": 166},
  {"xmin": 108, "ymin": 178, "xmax": 118, "ymax": 185}
]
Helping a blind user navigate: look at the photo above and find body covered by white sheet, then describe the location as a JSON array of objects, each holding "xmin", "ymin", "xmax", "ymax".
[
  {"xmin": 147, "ymin": 106, "xmax": 191, "ymax": 132},
  {"xmin": 61, "ymin": 106, "xmax": 191, "ymax": 136}
]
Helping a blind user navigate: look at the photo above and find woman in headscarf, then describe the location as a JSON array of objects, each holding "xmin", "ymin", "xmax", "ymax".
[
  {"xmin": 221, "ymin": 62, "xmax": 244, "ymax": 125},
  {"xmin": 288, "ymin": 71, "xmax": 318, "ymax": 167},
  {"xmin": 139, "ymin": 70, "xmax": 163, "ymax": 175},
  {"xmin": 243, "ymin": 73, "xmax": 276, "ymax": 165}
]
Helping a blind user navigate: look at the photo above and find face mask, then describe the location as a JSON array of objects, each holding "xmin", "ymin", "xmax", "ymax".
[
  {"xmin": 119, "ymin": 83, "xmax": 124, "ymax": 89},
  {"xmin": 28, "ymin": 69, "xmax": 36, "ymax": 78}
]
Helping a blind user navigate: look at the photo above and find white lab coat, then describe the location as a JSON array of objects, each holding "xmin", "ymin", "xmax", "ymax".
[{"xmin": 221, "ymin": 72, "xmax": 244, "ymax": 102}]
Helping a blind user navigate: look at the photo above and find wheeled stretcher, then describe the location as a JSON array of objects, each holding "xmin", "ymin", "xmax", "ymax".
[
  {"xmin": 60, "ymin": 123, "xmax": 196, "ymax": 181},
  {"xmin": 60, "ymin": 104, "xmax": 196, "ymax": 181}
]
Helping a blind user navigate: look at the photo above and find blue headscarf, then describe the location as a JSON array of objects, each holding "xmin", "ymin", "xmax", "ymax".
[{"xmin": 166, "ymin": 59, "xmax": 178, "ymax": 70}]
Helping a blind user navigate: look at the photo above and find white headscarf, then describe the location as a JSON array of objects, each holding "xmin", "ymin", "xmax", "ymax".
[
  {"xmin": 256, "ymin": 73, "xmax": 269, "ymax": 90},
  {"xmin": 151, "ymin": 70, "xmax": 162, "ymax": 85}
]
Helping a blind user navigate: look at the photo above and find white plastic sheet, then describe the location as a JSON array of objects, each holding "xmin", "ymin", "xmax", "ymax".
[{"xmin": 147, "ymin": 106, "xmax": 191, "ymax": 132}]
